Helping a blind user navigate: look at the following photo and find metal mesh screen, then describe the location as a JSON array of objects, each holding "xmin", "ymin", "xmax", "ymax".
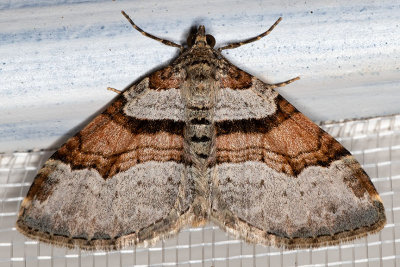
[{"xmin": 1, "ymin": 114, "xmax": 399, "ymax": 267}]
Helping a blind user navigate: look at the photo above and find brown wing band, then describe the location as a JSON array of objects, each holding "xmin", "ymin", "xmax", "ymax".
[
  {"xmin": 221, "ymin": 66, "xmax": 253, "ymax": 89},
  {"xmin": 149, "ymin": 63, "xmax": 253, "ymax": 90},
  {"xmin": 51, "ymin": 96, "xmax": 185, "ymax": 179},
  {"xmin": 216, "ymin": 94, "xmax": 299, "ymax": 134},
  {"xmin": 149, "ymin": 66, "xmax": 182, "ymax": 90},
  {"xmin": 215, "ymin": 95, "xmax": 350, "ymax": 176}
]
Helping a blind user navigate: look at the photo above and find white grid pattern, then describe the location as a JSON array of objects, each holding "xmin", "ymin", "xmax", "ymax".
[{"xmin": 1, "ymin": 114, "xmax": 399, "ymax": 267}]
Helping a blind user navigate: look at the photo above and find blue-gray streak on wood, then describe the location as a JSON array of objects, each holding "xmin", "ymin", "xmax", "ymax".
[
  {"xmin": 0, "ymin": 0, "xmax": 112, "ymax": 10},
  {"xmin": 0, "ymin": 0, "xmax": 399, "ymax": 152}
]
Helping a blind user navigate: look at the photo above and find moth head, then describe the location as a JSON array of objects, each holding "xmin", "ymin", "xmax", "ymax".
[{"xmin": 187, "ymin": 25, "xmax": 216, "ymax": 48}]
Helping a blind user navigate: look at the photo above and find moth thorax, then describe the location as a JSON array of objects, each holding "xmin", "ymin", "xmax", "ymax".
[
  {"xmin": 182, "ymin": 83, "xmax": 217, "ymax": 110},
  {"xmin": 186, "ymin": 62, "xmax": 213, "ymax": 80}
]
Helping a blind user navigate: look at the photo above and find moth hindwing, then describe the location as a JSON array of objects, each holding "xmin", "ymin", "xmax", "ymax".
[{"xmin": 16, "ymin": 11, "xmax": 386, "ymax": 250}]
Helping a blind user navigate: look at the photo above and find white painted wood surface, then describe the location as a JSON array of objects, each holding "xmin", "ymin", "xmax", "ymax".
[{"xmin": 0, "ymin": 0, "xmax": 399, "ymax": 151}]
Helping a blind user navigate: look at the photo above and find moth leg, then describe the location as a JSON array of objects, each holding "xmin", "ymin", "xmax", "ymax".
[
  {"xmin": 121, "ymin": 11, "xmax": 184, "ymax": 51},
  {"xmin": 107, "ymin": 87, "xmax": 122, "ymax": 94},
  {"xmin": 217, "ymin": 17, "xmax": 282, "ymax": 51},
  {"xmin": 268, "ymin": 76, "xmax": 300, "ymax": 89}
]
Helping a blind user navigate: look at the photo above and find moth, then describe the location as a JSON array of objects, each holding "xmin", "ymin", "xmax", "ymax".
[{"xmin": 16, "ymin": 11, "xmax": 386, "ymax": 250}]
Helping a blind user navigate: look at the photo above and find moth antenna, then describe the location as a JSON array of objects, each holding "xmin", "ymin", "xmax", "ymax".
[
  {"xmin": 107, "ymin": 87, "xmax": 122, "ymax": 94},
  {"xmin": 268, "ymin": 76, "xmax": 300, "ymax": 89},
  {"xmin": 217, "ymin": 17, "xmax": 282, "ymax": 51},
  {"xmin": 121, "ymin": 11, "xmax": 184, "ymax": 51}
]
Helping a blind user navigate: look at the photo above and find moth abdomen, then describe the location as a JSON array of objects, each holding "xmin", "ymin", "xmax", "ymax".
[
  {"xmin": 184, "ymin": 107, "xmax": 215, "ymax": 161},
  {"xmin": 191, "ymin": 135, "xmax": 211, "ymax": 142}
]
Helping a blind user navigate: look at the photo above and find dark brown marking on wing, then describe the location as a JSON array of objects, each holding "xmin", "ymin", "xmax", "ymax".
[
  {"xmin": 23, "ymin": 162, "xmax": 60, "ymax": 203},
  {"xmin": 216, "ymin": 94, "xmax": 295, "ymax": 134},
  {"xmin": 342, "ymin": 159, "xmax": 381, "ymax": 198},
  {"xmin": 51, "ymin": 96, "xmax": 185, "ymax": 179},
  {"xmin": 149, "ymin": 66, "xmax": 182, "ymax": 90},
  {"xmin": 221, "ymin": 66, "xmax": 252, "ymax": 89},
  {"xmin": 215, "ymin": 95, "xmax": 350, "ymax": 176}
]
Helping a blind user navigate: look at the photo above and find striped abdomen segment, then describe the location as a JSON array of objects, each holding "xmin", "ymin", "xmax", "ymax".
[{"xmin": 185, "ymin": 107, "xmax": 214, "ymax": 162}]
